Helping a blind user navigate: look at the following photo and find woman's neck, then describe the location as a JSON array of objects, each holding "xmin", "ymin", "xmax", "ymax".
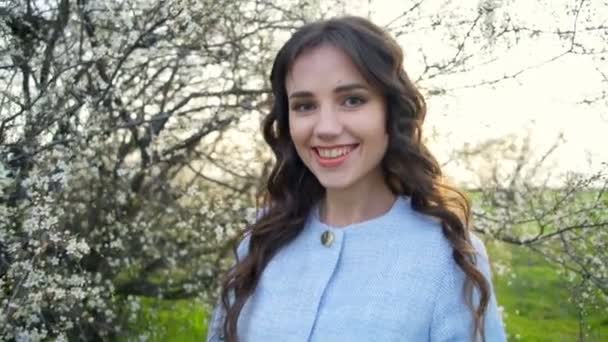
[{"xmin": 319, "ymin": 182, "xmax": 396, "ymax": 228}]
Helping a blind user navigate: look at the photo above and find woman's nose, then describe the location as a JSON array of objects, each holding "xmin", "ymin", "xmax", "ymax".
[{"xmin": 313, "ymin": 106, "xmax": 343, "ymax": 139}]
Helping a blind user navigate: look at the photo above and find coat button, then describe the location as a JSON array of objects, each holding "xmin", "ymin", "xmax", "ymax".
[{"xmin": 321, "ymin": 230, "xmax": 334, "ymax": 247}]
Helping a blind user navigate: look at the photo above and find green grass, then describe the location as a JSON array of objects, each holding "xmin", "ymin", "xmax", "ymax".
[
  {"xmin": 488, "ymin": 240, "xmax": 608, "ymax": 341},
  {"xmin": 121, "ymin": 242, "xmax": 607, "ymax": 341},
  {"xmin": 119, "ymin": 297, "xmax": 209, "ymax": 341}
]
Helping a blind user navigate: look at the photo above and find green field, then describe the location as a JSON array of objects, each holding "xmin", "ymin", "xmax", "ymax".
[
  {"xmin": 119, "ymin": 297, "xmax": 209, "ymax": 341},
  {"xmin": 123, "ymin": 243, "xmax": 608, "ymax": 341},
  {"xmin": 488, "ymin": 241, "xmax": 607, "ymax": 341}
]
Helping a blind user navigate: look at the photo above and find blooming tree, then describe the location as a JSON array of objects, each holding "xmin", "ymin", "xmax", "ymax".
[
  {"xmin": 0, "ymin": 0, "xmax": 318, "ymax": 339},
  {"xmin": 456, "ymin": 134, "xmax": 607, "ymax": 314}
]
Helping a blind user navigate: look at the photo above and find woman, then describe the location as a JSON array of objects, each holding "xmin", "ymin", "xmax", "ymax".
[{"xmin": 207, "ymin": 16, "xmax": 507, "ymax": 342}]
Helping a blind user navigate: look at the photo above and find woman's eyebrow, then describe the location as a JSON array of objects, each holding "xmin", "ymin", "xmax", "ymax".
[
  {"xmin": 334, "ymin": 83, "xmax": 369, "ymax": 93},
  {"xmin": 288, "ymin": 83, "xmax": 369, "ymax": 99},
  {"xmin": 289, "ymin": 91, "xmax": 314, "ymax": 99}
]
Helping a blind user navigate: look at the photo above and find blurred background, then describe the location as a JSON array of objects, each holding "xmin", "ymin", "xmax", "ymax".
[{"xmin": 0, "ymin": 0, "xmax": 606, "ymax": 340}]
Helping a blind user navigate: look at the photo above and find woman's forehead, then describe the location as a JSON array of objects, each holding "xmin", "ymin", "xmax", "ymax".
[{"xmin": 285, "ymin": 45, "xmax": 369, "ymax": 95}]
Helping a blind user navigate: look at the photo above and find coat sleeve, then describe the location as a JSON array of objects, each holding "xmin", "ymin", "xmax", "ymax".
[
  {"xmin": 429, "ymin": 234, "xmax": 507, "ymax": 342},
  {"xmin": 206, "ymin": 234, "xmax": 252, "ymax": 342}
]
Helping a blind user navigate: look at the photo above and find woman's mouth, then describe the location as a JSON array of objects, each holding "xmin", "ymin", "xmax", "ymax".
[{"xmin": 312, "ymin": 144, "xmax": 359, "ymax": 168}]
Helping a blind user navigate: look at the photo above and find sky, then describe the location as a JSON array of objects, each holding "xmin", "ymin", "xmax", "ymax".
[{"xmin": 343, "ymin": 0, "xmax": 608, "ymax": 185}]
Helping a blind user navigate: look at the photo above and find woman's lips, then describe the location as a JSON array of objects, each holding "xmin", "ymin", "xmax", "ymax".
[{"xmin": 312, "ymin": 144, "xmax": 359, "ymax": 168}]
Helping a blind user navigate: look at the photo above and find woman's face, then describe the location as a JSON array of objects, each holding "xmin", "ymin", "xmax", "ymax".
[{"xmin": 286, "ymin": 44, "xmax": 389, "ymax": 192}]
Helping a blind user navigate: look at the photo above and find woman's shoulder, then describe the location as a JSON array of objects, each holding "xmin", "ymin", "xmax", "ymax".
[
  {"xmin": 396, "ymin": 198, "xmax": 490, "ymax": 259},
  {"xmin": 391, "ymin": 202, "xmax": 492, "ymax": 279}
]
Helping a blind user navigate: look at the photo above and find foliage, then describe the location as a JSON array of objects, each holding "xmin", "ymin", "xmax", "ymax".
[
  {"xmin": 461, "ymin": 137, "xmax": 608, "ymax": 330},
  {"xmin": 0, "ymin": 0, "xmax": 312, "ymax": 339},
  {"xmin": 489, "ymin": 240, "xmax": 608, "ymax": 341},
  {"xmin": 117, "ymin": 297, "xmax": 209, "ymax": 342}
]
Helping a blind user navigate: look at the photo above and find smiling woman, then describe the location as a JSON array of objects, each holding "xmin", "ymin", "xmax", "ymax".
[
  {"xmin": 207, "ymin": 16, "xmax": 507, "ymax": 342},
  {"xmin": 287, "ymin": 45, "xmax": 389, "ymax": 201}
]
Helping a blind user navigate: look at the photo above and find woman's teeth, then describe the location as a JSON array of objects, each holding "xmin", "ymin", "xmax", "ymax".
[{"xmin": 316, "ymin": 145, "xmax": 356, "ymax": 159}]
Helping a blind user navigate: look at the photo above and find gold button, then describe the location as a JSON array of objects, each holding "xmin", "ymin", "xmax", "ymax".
[{"xmin": 321, "ymin": 230, "xmax": 334, "ymax": 247}]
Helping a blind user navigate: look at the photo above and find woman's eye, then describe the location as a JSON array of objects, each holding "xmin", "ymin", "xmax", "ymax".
[
  {"xmin": 344, "ymin": 96, "xmax": 366, "ymax": 107},
  {"xmin": 292, "ymin": 102, "xmax": 315, "ymax": 112}
]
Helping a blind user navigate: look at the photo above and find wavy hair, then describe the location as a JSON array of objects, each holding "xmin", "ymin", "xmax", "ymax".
[{"xmin": 219, "ymin": 16, "xmax": 490, "ymax": 342}]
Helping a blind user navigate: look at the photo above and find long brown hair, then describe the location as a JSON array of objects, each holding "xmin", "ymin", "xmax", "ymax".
[{"xmin": 219, "ymin": 16, "xmax": 490, "ymax": 341}]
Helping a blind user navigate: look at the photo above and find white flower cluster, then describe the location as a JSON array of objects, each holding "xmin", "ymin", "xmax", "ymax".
[
  {"xmin": 0, "ymin": 161, "xmax": 12, "ymax": 196},
  {"xmin": 1, "ymin": 0, "xmax": 266, "ymax": 335},
  {"xmin": 65, "ymin": 239, "xmax": 91, "ymax": 258}
]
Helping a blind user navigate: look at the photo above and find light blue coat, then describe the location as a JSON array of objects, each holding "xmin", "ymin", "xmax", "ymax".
[{"xmin": 207, "ymin": 196, "xmax": 507, "ymax": 341}]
